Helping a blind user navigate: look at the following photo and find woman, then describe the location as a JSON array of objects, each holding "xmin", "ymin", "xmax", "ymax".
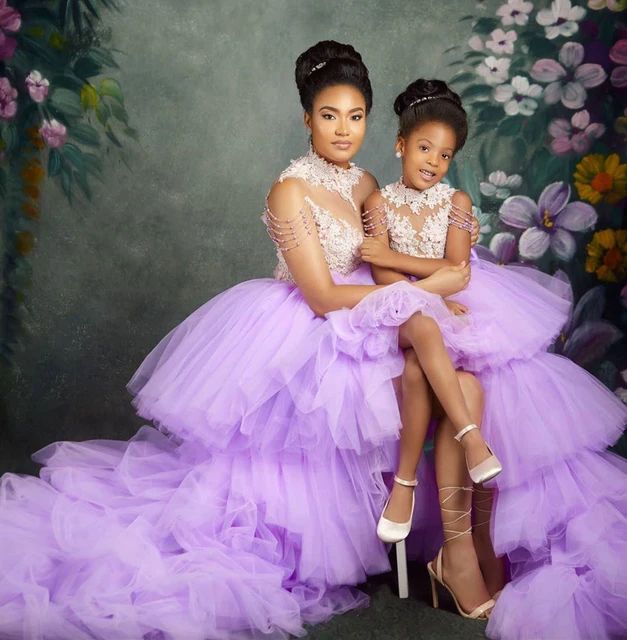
[
  {"xmin": 0, "ymin": 42, "xmax": 490, "ymax": 638},
  {"xmin": 361, "ymin": 77, "xmax": 627, "ymax": 640}
]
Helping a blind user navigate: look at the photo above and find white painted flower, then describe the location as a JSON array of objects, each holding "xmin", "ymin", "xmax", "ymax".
[
  {"xmin": 616, "ymin": 387, "xmax": 627, "ymax": 404},
  {"xmin": 494, "ymin": 75, "xmax": 543, "ymax": 115},
  {"xmin": 486, "ymin": 29, "xmax": 518, "ymax": 55},
  {"xmin": 473, "ymin": 206, "xmax": 493, "ymax": 242},
  {"xmin": 476, "ymin": 56, "xmax": 511, "ymax": 86},
  {"xmin": 496, "ymin": 0, "xmax": 534, "ymax": 26},
  {"xmin": 480, "ymin": 171, "xmax": 523, "ymax": 199},
  {"xmin": 469, "ymin": 35, "xmax": 484, "ymax": 51},
  {"xmin": 536, "ymin": 0, "xmax": 586, "ymax": 40}
]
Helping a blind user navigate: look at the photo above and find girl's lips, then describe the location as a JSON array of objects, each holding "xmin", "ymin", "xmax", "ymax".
[{"xmin": 420, "ymin": 169, "xmax": 436, "ymax": 179}]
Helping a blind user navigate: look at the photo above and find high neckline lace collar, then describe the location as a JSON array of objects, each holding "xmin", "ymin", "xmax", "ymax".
[{"xmin": 381, "ymin": 180, "xmax": 453, "ymax": 215}]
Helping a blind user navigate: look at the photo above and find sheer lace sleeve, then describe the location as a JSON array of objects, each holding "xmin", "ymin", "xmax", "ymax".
[
  {"xmin": 262, "ymin": 198, "xmax": 315, "ymax": 252},
  {"xmin": 362, "ymin": 203, "xmax": 388, "ymax": 237},
  {"xmin": 448, "ymin": 202, "xmax": 474, "ymax": 234}
]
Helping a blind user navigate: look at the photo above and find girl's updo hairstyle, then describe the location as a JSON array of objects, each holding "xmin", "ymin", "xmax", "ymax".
[
  {"xmin": 394, "ymin": 79, "xmax": 468, "ymax": 152},
  {"xmin": 295, "ymin": 40, "xmax": 373, "ymax": 115}
]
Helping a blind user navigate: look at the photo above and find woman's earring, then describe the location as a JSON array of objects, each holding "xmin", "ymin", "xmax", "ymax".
[{"xmin": 395, "ymin": 151, "xmax": 402, "ymax": 159}]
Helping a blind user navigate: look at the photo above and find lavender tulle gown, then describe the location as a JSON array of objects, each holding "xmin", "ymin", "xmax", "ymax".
[
  {"xmin": 0, "ymin": 152, "xmax": 411, "ymax": 640},
  {"xmin": 367, "ymin": 179, "xmax": 627, "ymax": 640}
]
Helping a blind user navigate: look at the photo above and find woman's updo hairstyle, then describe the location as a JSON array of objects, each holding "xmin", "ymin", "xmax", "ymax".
[
  {"xmin": 394, "ymin": 79, "xmax": 468, "ymax": 152},
  {"xmin": 295, "ymin": 40, "xmax": 373, "ymax": 115}
]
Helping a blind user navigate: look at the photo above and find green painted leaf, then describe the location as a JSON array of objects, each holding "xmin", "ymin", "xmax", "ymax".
[
  {"xmin": 51, "ymin": 73, "xmax": 85, "ymax": 92},
  {"xmin": 450, "ymin": 71, "xmax": 475, "ymax": 84},
  {"xmin": 1, "ymin": 124, "xmax": 18, "ymax": 153},
  {"xmin": 472, "ymin": 17, "xmax": 499, "ymax": 35},
  {"xmin": 61, "ymin": 164, "xmax": 73, "ymax": 202},
  {"xmin": 74, "ymin": 56, "xmax": 103, "ymax": 80},
  {"xmin": 48, "ymin": 149, "xmax": 63, "ymax": 177},
  {"xmin": 100, "ymin": 78, "xmax": 124, "ymax": 104},
  {"xmin": 460, "ymin": 84, "xmax": 493, "ymax": 101},
  {"xmin": 89, "ymin": 47, "xmax": 119, "ymax": 69},
  {"xmin": 82, "ymin": 0, "xmax": 100, "ymax": 18},
  {"xmin": 528, "ymin": 37, "xmax": 558, "ymax": 58},
  {"xmin": 478, "ymin": 106, "xmax": 505, "ymax": 122},
  {"xmin": 124, "ymin": 127, "xmax": 139, "ymax": 141},
  {"xmin": 18, "ymin": 35, "xmax": 58, "ymax": 65},
  {"xmin": 479, "ymin": 142, "xmax": 490, "ymax": 178},
  {"xmin": 465, "ymin": 51, "xmax": 486, "ymax": 61},
  {"xmin": 62, "ymin": 142, "xmax": 85, "ymax": 172},
  {"xmin": 497, "ymin": 115, "xmax": 524, "ymax": 137},
  {"xmin": 95, "ymin": 101, "xmax": 110, "ymax": 125},
  {"xmin": 83, "ymin": 152, "xmax": 103, "ymax": 175},
  {"xmin": 105, "ymin": 127, "xmax": 123, "ymax": 148},
  {"xmin": 459, "ymin": 15, "xmax": 474, "ymax": 21},
  {"xmin": 70, "ymin": 123, "xmax": 100, "ymax": 147},
  {"xmin": 110, "ymin": 102, "xmax": 129, "ymax": 125},
  {"xmin": 513, "ymin": 137, "xmax": 527, "ymax": 163},
  {"xmin": 444, "ymin": 46, "xmax": 460, "ymax": 54},
  {"xmin": 50, "ymin": 88, "xmax": 83, "ymax": 117},
  {"xmin": 447, "ymin": 59, "xmax": 465, "ymax": 68},
  {"xmin": 74, "ymin": 170, "xmax": 92, "ymax": 200}
]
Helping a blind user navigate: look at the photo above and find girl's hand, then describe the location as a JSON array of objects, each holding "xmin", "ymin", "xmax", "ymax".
[
  {"xmin": 445, "ymin": 300, "xmax": 470, "ymax": 315},
  {"xmin": 418, "ymin": 262, "xmax": 471, "ymax": 298},
  {"xmin": 360, "ymin": 237, "xmax": 395, "ymax": 268}
]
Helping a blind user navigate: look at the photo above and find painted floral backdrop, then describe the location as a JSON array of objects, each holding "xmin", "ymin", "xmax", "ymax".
[
  {"xmin": 0, "ymin": 0, "xmax": 134, "ymax": 369},
  {"xmin": 443, "ymin": 0, "xmax": 627, "ymax": 453}
]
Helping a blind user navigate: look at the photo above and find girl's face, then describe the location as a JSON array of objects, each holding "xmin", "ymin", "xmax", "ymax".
[
  {"xmin": 305, "ymin": 84, "xmax": 367, "ymax": 168},
  {"xmin": 397, "ymin": 121, "xmax": 457, "ymax": 191}
]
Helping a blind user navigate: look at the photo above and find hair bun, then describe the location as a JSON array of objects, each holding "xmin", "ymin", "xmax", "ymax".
[
  {"xmin": 295, "ymin": 40, "xmax": 365, "ymax": 93},
  {"xmin": 393, "ymin": 79, "xmax": 460, "ymax": 116}
]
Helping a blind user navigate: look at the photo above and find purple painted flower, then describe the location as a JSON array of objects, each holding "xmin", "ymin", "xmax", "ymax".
[
  {"xmin": 536, "ymin": 0, "xmax": 586, "ymax": 40},
  {"xmin": 531, "ymin": 42, "xmax": 607, "ymax": 109},
  {"xmin": 486, "ymin": 29, "xmax": 518, "ymax": 55},
  {"xmin": 39, "ymin": 119, "xmax": 67, "ymax": 148},
  {"xmin": 609, "ymin": 40, "xmax": 627, "ymax": 88},
  {"xmin": 0, "ymin": 76, "xmax": 17, "ymax": 120},
  {"xmin": 549, "ymin": 110, "xmax": 606, "ymax": 156},
  {"xmin": 499, "ymin": 182, "xmax": 597, "ymax": 261},
  {"xmin": 621, "ymin": 283, "xmax": 627, "ymax": 307},
  {"xmin": 0, "ymin": 0, "xmax": 20, "ymax": 61},
  {"xmin": 554, "ymin": 282, "xmax": 623, "ymax": 367},
  {"xmin": 25, "ymin": 70, "xmax": 49, "ymax": 103}
]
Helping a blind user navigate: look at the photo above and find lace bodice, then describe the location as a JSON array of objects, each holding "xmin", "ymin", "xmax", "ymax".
[
  {"xmin": 263, "ymin": 150, "xmax": 365, "ymax": 284},
  {"xmin": 380, "ymin": 181, "xmax": 457, "ymax": 259}
]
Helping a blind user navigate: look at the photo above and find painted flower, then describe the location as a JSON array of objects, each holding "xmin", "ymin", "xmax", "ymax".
[
  {"xmin": 473, "ymin": 206, "xmax": 493, "ymax": 242},
  {"xmin": 536, "ymin": 0, "xmax": 586, "ymax": 40},
  {"xmin": 549, "ymin": 110, "xmax": 606, "ymax": 156},
  {"xmin": 609, "ymin": 40, "xmax": 627, "ymax": 88},
  {"xmin": 500, "ymin": 181, "xmax": 597, "ymax": 261},
  {"xmin": 574, "ymin": 153, "xmax": 627, "ymax": 205},
  {"xmin": 554, "ymin": 281, "xmax": 623, "ymax": 368},
  {"xmin": 476, "ymin": 56, "xmax": 511, "ymax": 86},
  {"xmin": 0, "ymin": 0, "xmax": 20, "ymax": 60},
  {"xmin": 494, "ymin": 76, "xmax": 542, "ymax": 115},
  {"xmin": 586, "ymin": 229, "xmax": 627, "ymax": 282},
  {"xmin": 531, "ymin": 42, "xmax": 607, "ymax": 110},
  {"xmin": 25, "ymin": 71, "xmax": 50, "ymax": 103},
  {"xmin": 0, "ymin": 76, "xmax": 17, "ymax": 120},
  {"xmin": 39, "ymin": 119, "xmax": 68, "ymax": 148},
  {"xmin": 621, "ymin": 284, "xmax": 627, "ymax": 308},
  {"xmin": 496, "ymin": 0, "xmax": 534, "ymax": 26},
  {"xmin": 486, "ymin": 29, "xmax": 517, "ymax": 55},
  {"xmin": 480, "ymin": 171, "xmax": 522, "ymax": 199},
  {"xmin": 469, "ymin": 35, "xmax": 484, "ymax": 51},
  {"xmin": 588, "ymin": 0, "xmax": 627, "ymax": 10}
]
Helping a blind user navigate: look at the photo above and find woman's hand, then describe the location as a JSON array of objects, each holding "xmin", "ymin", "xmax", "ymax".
[
  {"xmin": 417, "ymin": 262, "xmax": 471, "ymax": 298},
  {"xmin": 470, "ymin": 217, "xmax": 480, "ymax": 247},
  {"xmin": 445, "ymin": 300, "xmax": 470, "ymax": 315},
  {"xmin": 360, "ymin": 237, "xmax": 395, "ymax": 268}
]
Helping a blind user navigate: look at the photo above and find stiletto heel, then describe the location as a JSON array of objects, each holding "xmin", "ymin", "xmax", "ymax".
[
  {"xmin": 454, "ymin": 424, "xmax": 502, "ymax": 484},
  {"xmin": 426, "ymin": 486, "xmax": 495, "ymax": 620},
  {"xmin": 395, "ymin": 539, "xmax": 409, "ymax": 599},
  {"xmin": 377, "ymin": 475, "xmax": 418, "ymax": 544}
]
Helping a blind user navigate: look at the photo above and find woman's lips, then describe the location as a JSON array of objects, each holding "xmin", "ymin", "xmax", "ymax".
[{"xmin": 332, "ymin": 141, "xmax": 352, "ymax": 150}]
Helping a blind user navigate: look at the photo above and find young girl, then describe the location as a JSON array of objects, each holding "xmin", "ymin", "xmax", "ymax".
[
  {"xmin": 0, "ymin": 46, "xmax": 493, "ymax": 638},
  {"xmin": 361, "ymin": 78, "xmax": 627, "ymax": 640}
]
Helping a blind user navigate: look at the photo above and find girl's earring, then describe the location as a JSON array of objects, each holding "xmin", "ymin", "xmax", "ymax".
[{"xmin": 395, "ymin": 151, "xmax": 402, "ymax": 159}]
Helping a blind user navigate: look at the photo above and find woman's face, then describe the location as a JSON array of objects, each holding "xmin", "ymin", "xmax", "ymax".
[
  {"xmin": 305, "ymin": 84, "xmax": 367, "ymax": 168},
  {"xmin": 397, "ymin": 121, "xmax": 457, "ymax": 191}
]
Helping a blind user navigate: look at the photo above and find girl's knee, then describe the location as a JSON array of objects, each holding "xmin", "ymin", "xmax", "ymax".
[
  {"xmin": 457, "ymin": 371, "xmax": 484, "ymax": 414},
  {"xmin": 407, "ymin": 313, "xmax": 440, "ymax": 340},
  {"xmin": 402, "ymin": 350, "xmax": 426, "ymax": 387}
]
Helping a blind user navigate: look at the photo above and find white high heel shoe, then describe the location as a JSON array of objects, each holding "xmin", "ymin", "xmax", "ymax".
[
  {"xmin": 454, "ymin": 424, "xmax": 502, "ymax": 484},
  {"xmin": 376, "ymin": 475, "xmax": 418, "ymax": 544}
]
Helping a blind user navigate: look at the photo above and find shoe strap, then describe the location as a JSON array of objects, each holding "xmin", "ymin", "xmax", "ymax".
[
  {"xmin": 454, "ymin": 423, "xmax": 478, "ymax": 443},
  {"xmin": 394, "ymin": 475, "xmax": 418, "ymax": 487},
  {"xmin": 439, "ymin": 486, "xmax": 473, "ymax": 543}
]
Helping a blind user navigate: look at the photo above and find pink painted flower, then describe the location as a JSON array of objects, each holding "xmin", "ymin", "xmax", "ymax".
[
  {"xmin": 486, "ymin": 29, "xmax": 518, "ymax": 55},
  {"xmin": 469, "ymin": 35, "xmax": 484, "ymax": 51},
  {"xmin": 25, "ymin": 70, "xmax": 50, "ymax": 103},
  {"xmin": 536, "ymin": 0, "xmax": 586, "ymax": 40},
  {"xmin": 0, "ymin": 0, "xmax": 21, "ymax": 61},
  {"xmin": 476, "ymin": 56, "xmax": 511, "ymax": 86},
  {"xmin": 39, "ymin": 119, "xmax": 68, "ymax": 148},
  {"xmin": 531, "ymin": 42, "xmax": 607, "ymax": 109},
  {"xmin": 609, "ymin": 40, "xmax": 627, "ymax": 88},
  {"xmin": 549, "ymin": 110, "xmax": 606, "ymax": 156},
  {"xmin": 496, "ymin": 0, "xmax": 534, "ymax": 26},
  {"xmin": 0, "ymin": 76, "xmax": 17, "ymax": 120}
]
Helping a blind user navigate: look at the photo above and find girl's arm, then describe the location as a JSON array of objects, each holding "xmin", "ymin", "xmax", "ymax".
[{"xmin": 363, "ymin": 190, "xmax": 473, "ymax": 281}]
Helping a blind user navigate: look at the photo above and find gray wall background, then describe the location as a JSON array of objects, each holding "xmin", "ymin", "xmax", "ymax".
[{"xmin": 2, "ymin": 0, "xmax": 503, "ymax": 472}]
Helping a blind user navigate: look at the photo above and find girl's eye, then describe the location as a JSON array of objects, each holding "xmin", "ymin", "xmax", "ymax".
[
  {"xmin": 419, "ymin": 146, "xmax": 429, "ymax": 152},
  {"xmin": 442, "ymin": 154, "xmax": 451, "ymax": 160}
]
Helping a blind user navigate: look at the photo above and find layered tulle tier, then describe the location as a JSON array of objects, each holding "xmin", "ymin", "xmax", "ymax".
[
  {"xmin": 0, "ymin": 427, "xmax": 393, "ymax": 640},
  {"xmin": 129, "ymin": 268, "xmax": 407, "ymax": 457}
]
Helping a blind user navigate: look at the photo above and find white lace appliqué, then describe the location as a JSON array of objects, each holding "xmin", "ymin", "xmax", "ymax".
[
  {"xmin": 381, "ymin": 181, "xmax": 456, "ymax": 259},
  {"xmin": 278, "ymin": 148, "xmax": 363, "ymax": 210},
  {"xmin": 272, "ymin": 198, "xmax": 362, "ymax": 284}
]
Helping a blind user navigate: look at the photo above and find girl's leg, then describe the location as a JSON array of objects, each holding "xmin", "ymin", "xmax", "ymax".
[
  {"xmin": 431, "ymin": 372, "xmax": 493, "ymax": 614},
  {"xmin": 382, "ymin": 349, "xmax": 433, "ymax": 524},
  {"xmin": 399, "ymin": 314, "xmax": 494, "ymax": 472},
  {"xmin": 472, "ymin": 484, "xmax": 506, "ymax": 598}
]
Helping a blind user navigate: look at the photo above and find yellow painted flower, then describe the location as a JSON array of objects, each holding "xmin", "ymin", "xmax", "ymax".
[
  {"xmin": 574, "ymin": 153, "xmax": 627, "ymax": 205},
  {"xmin": 48, "ymin": 33, "xmax": 67, "ymax": 50},
  {"xmin": 586, "ymin": 229, "xmax": 627, "ymax": 282}
]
